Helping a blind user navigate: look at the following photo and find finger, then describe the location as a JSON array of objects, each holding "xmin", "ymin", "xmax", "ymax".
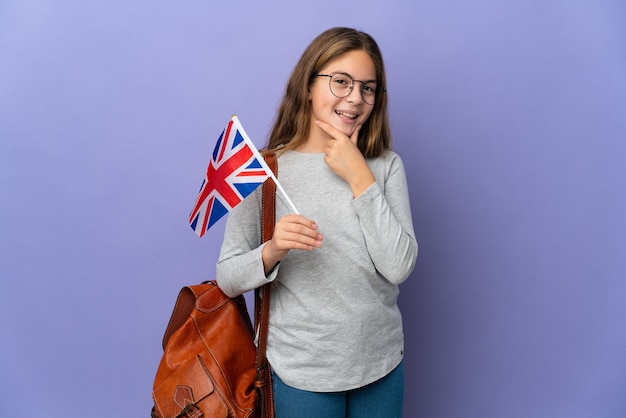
[
  {"xmin": 315, "ymin": 119, "xmax": 345, "ymax": 141},
  {"xmin": 281, "ymin": 214, "xmax": 319, "ymax": 229},
  {"xmin": 273, "ymin": 227, "xmax": 323, "ymax": 251},
  {"xmin": 281, "ymin": 233, "xmax": 323, "ymax": 250},
  {"xmin": 279, "ymin": 223, "xmax": 321, "ymax": 240},
  {"xmin": 276, "ymin": 215, "xmax": 322, "ymax": 243}
]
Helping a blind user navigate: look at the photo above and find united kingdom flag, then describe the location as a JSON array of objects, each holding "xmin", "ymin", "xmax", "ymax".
[{"xmin": 189, "ymin": 116, "xmax": 272, "ymax": 237}]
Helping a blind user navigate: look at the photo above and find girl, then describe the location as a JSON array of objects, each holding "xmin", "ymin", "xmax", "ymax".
[{"xmin": 217, "ymin": 27, "xmax": 418, "ymax": 417}]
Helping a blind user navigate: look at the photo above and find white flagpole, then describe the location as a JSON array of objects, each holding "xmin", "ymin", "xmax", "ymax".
[{"xmin": 232, "ymin": 115, "xmax": 300, "ymax": 215}]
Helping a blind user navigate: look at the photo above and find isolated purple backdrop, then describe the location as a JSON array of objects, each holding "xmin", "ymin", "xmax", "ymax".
[{"xmin": 1, "ymin": 1, "xmax": 625, "ymax": 417}]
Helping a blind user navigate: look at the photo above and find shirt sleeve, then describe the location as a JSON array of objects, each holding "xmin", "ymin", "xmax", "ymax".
[
  {"xmin": 215, "ymin": 189, "xmax": 277, "ymax": 297},
  {"xmin": 351, "ymin": 152, "xmax": 418, "ymax": 285}
]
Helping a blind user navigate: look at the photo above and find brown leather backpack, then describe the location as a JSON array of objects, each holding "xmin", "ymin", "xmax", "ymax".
[
  {"xmin": 152, "ymin": 282, "xmax": 260, "ymax": 417},
  {"xmin": 151, "ymin": 154, "xmax": 277, "ymax": 418}
]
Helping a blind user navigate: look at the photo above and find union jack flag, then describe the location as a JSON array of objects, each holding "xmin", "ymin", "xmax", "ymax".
[{"xmin": 189, "ymin": 116, "xmax": 272, "ymax": 237}]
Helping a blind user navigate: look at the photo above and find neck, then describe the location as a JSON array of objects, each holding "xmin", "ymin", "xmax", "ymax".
[{"xmin": 295, "ymin": 122, "xmax": 330, "ymax": 153}]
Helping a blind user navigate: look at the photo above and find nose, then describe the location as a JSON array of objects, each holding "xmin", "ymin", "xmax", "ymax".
[{"xmin": 345, "ymin": 85, "xmax": 364, "ymax": 104}]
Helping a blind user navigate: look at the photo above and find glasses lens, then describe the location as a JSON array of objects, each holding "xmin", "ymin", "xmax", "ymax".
[
  {"xmin": 360, "ymin": 83, "xmax": 376, "ymax": 105},
  {"xmin": 330, "ymin": 73, "xmax": 352, "ymax": 98},
  {"xmin": 329, "ymin": 73, "xmax": 376, "ymax": 105}
]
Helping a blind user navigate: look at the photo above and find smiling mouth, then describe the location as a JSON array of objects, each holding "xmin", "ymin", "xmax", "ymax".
[{"xmin": 335, "ymin": 110, "xmax": 358, "ymax": 120}]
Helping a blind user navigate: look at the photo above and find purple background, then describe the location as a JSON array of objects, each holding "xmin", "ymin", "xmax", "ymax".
[{"xmin": 1, "ymin": 1, "xmax": 625, "ymax": 417}]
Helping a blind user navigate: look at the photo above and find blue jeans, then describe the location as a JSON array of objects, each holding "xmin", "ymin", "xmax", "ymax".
[{"xmin": 271, "ymin": 361, "xmax": 404, "ymax": 418}]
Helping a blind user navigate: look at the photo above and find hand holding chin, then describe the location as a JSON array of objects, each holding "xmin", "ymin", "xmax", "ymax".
[{"xmin": 315, "ymin": 120, "xmax": 375, "ymax": 198}]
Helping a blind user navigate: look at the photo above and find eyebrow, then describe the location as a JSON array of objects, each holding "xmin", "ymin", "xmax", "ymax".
[{"xmin": 335, "ymin": 71, "xmax": 377, "ymax": 84}]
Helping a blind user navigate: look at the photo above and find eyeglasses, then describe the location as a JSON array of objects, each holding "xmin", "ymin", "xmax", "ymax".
[{"xmin": 315, "ymin": 72, "xmax": 381, "ymax": 105}]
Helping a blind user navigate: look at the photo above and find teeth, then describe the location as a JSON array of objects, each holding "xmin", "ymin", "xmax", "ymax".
[{"xmin": 336, "ymin": 111, "xmax": 357, "ymax": 119}]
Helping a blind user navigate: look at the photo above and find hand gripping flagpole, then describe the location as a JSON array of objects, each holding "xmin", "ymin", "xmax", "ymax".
[{"xmin": 232, "ymin": 115, "xmax": 300, "ymax": 215}]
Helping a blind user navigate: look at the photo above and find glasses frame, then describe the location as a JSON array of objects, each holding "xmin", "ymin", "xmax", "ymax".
[{"xmin": 315, "ymin": 72, "xmax": 384, "ymax": 105}]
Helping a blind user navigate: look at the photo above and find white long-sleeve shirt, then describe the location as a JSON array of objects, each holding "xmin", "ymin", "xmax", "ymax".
[{"xmin": 216, "ymin": 150, "xmax": 417, "ymax": 392}]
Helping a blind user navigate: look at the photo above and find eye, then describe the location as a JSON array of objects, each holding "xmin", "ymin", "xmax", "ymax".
[
  {"xmin": 361, "ymin": 84, "xmax": 376, "ymax": 93},
  {"xmin": 332, "ymin": 74, "xmax": 352, "ymax": 86}
]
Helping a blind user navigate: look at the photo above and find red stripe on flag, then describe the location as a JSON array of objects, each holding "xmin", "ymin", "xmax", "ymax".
[
  {"xmin": 201, "ymin": 196, "xmax": 214, "ymax": 235},
  {"xmin": 238, "ymin": 170, "xmax": 268, "ymax": 177},
  {"xmin": 188, "ymin": 137, "xmax": 257, "ymax": 224},
  {"xmin": 218, "ymin": 120, "xmax": 234, "ymax": 162},
  {"xmin": 211, "ymin": 146, "xmax": 254, "ymax": 206}
]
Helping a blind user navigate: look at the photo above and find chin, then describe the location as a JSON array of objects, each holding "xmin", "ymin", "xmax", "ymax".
[
  {"xmin": 332, "ymin": 123, "xmax": 356, "ymax": 137},
  {"xmin": 344, "ymin": 126, "xmax": 358, "ymax": 137}
]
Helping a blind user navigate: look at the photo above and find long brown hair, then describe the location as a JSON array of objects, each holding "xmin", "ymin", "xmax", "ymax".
[{"xmin": 264, "ymin": 27, "xmax": 391, "ymax": 158}]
